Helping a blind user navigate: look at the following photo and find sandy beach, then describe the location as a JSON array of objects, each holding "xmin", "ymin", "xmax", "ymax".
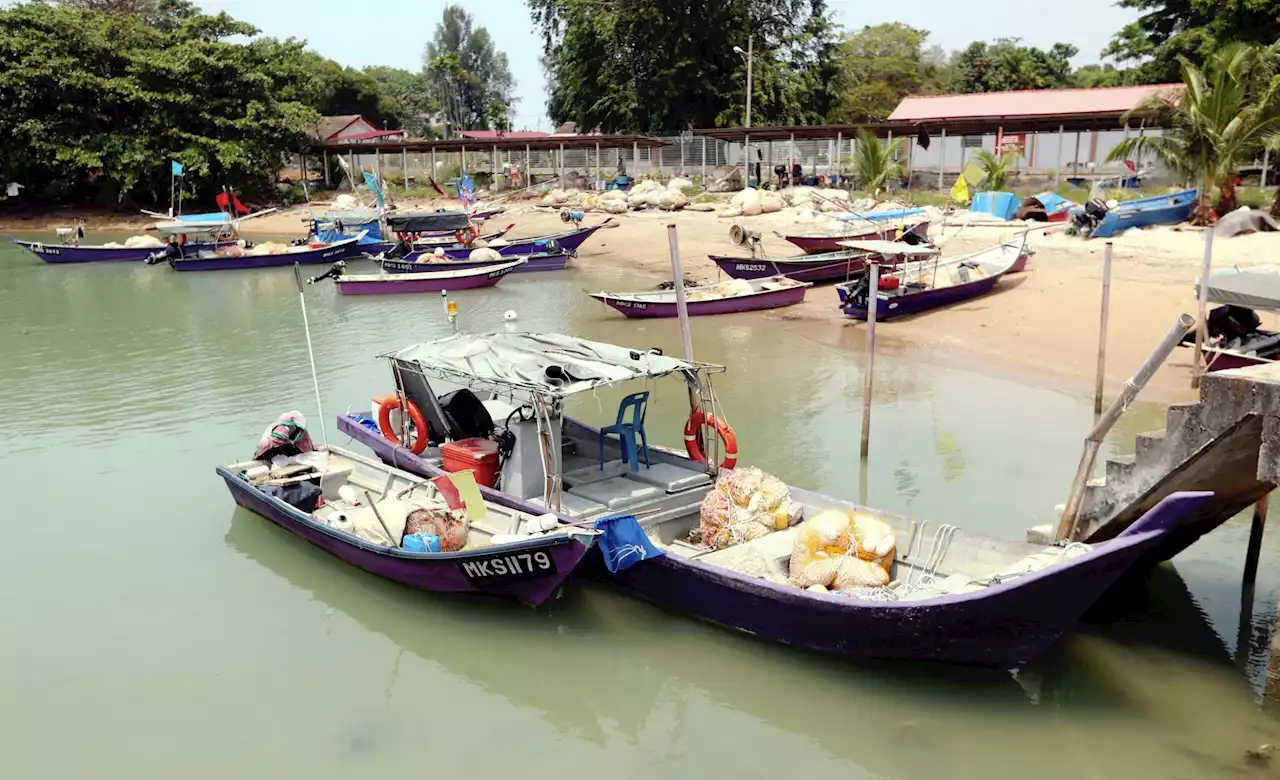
[{"xmin": 7, "ymin": 195, "xmax": 1276, "ymax": 404}]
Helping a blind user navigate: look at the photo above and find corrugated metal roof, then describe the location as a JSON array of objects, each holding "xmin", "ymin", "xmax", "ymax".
[
  {"xmin": 457, "ymin": 130, "xmax": 550, "ymax": 140},
  {"xmin": 889, "ymin": 84, "xmax": 1183, "ymax": 123}
]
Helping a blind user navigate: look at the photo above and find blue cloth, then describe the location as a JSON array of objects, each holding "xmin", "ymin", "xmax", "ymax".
[
  {"xmin": 458, "ymin": 173, "xmax": 476, "ymax": 207},
  {"xmin": 352, "ymin": 414, "xmax": 379, "ymax": 433},
  {"xmin": 971, "ymin": 191, "xmax": 1020, "ymax": 220},
  {"xmin": 594, "ymin": 514, "xmax": 664, "ymax": 573},
  {"xmin": 403, "ymin": 533, "xmax": 441, "ymax": 553},
  {"xmin": 171, "ymin": 160, "xmax": 184, "ymax": 177},
  {"xmin": 362, "ymin": 172, "xmax": 385, "ymax": 210}
]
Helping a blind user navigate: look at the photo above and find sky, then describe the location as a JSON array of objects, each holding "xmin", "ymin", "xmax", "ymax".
[{"xmin": 198, "ymin": 0, "xmax": 1142, "ymax": 130}]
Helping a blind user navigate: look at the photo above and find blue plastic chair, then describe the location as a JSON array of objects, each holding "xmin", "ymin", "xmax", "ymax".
[{"xmin": 599, "ymin": 392, "xmax": 650, "ymax": 472}]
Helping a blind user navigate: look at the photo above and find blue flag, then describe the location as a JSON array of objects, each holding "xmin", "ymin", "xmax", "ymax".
[
  {"xmin": 594, "ymin": 514, "xmax": 664, "ymax": 573},
  {"xmin": 171, "ymin": 160, "xmax": 183, "ymax": 177},
  {"xmin": 457, "ymin": 173, "xmax": 476, "ymax": 207},
  {"xmin": 362, "ymin": 171, "xmax": 385, "ymax": 210}
]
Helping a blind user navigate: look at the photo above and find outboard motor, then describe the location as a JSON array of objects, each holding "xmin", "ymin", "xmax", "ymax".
[
  {"xmin": 306, "ymin": 260, "xmax": 347, "ymax": 284},
  {"xmin": 1072, "ymin": 198, "xmax": 1110, "ymax": 235},
  {"xmin": 384, "ymin": 235, "xmax": 413, "ymax": 260},
  {"xmin": 144, "ymin": 241, "xmax": 184, "ymax": 265}
]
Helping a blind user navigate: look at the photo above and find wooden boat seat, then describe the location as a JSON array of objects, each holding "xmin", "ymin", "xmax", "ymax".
[
  {"xmin": 699, "ymin": 526, "xmax": 803, "ymax": 567},
  {"xmin": 563, "ymin": 459, "xmax": 629, "ymax": 487},
  {"xmin": 625, "ymin": 462, "xmax": 712, "ymax": 493},
  {"xmin": 528, "ymin": 491, "xmax": 607, "ymax": 518},
  {"xmin": 567, "ymin": 477, "xmax": 663, "ymax": 511}
]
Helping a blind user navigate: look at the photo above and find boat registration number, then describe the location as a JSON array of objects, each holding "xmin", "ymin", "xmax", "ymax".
[
  {"xmin": 40, "ymin": 245, "xmax": 59, "ymax": 255},
  {"xmin": 613, "ymin": 300, "xmax": 647, "ymax": 309},
  {"xmin": 460, "ymin": 549, "xmax": 556, "ymax": 584},
  {"xmin": 735, "ymin": 263, "xmax": 767, "ymax": 272}
]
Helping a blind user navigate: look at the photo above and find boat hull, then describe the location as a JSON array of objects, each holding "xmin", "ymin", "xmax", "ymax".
[
  {"xmin": 838, "ymin": 246, "xmax": 1028, "ymax": 320},
  {"xmin": 591, "ymin": 284, "xmax": 807, "ymax": 318},
  {"xmin": 710, "ymin": 251, "xmax": 868, "ymax": 284},
  {"xmin": 169, "ymin": 240, "xmax": 364, "ymax": 271},
  {"xmin": 405, "ymin": 224, "xmax": 604, "ymax": 262},
  {"xmin": 10, "ymin": 238, "xmax": 227, "ymax": 264},
  {"xmin": 1075, "ymin": 189, "xmax": 1199, "ymax": 238},
  {"xmin": 335, "ymin": 414, "xmax": 1208, "ymax": 666},
  {"xmin": 784, "ymin": 221, "xmax": 930, "ymax": 255},
  {"xmin": 380, "ymin": 251, "xmax": 569, "ymax": 275},
  {"xmin": 218, "ymin": 467, "xmax": 590, "ymax": 606},
  {"xmin": 336, "ymin": 262, "xmax": 518, "ymax": 295}
]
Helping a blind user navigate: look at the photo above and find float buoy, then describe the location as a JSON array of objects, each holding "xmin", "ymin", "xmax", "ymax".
[
  {"xmin": 375, "ymin": 394, "xmax": 429, "ymax": 455},
  {"xmin": 683, "ymin": 410, "xmax": 738, "ymax": 470}
]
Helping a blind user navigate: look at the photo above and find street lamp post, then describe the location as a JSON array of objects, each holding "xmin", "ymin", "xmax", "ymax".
[{"xmin": 733, "ymin": 37, "xmax": 753, "ymax": 128}]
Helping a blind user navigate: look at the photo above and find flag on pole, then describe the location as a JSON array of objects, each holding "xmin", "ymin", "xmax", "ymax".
[
  {"xmin": 362, "ymin": 171, "xmax": 385, "ymax": 210},
  {"xmin": 171, "ymin": 160, "xmax": 184, "ymax": 177},
  {"xmin": 950, "ymin": 174, "xmax": 970, "ymax": 205},
  {"xmin": 457, "ymin": 173, "xmax": 476, "ymax": 208}
]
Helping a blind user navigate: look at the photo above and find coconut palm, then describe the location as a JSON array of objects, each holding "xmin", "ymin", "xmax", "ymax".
[
  {"xmin": 852, "ymin": 129, "xmax": 905, "ymax": 193},
  {"xmin": 1107, "ymin": 43, "xmax": 1280, "ymax": 223},
  {"xmin": 972, "ymin": 149, "xmax": 1022, "ymax": 191}
]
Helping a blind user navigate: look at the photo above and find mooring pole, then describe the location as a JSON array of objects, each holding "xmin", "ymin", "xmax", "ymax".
[
  {"xmin": 1057, "ymin": 313, "xmax": 1197, "ymax": 540},
  {"xmin": 860, "ymin": 262, "xmax": 881, "ymax": 460},
  {"xmin": 666, "ymin": 224, "xmax": 704, "ymax": 426},
  {"xmin": 1244, "ymin": 493, "xmax": 1271, "ymax": 585},
  {"xmin": 1193, "ymin": 229, "xmax": 1215, "ymax": 388},
  {"xmin": 1095, "ymin": 241, "xmax": 1114, "ymax": 415}
]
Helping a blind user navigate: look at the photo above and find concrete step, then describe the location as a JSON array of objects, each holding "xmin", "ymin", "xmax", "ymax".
[
  {"xmin": 1165, "ymin": 401, "xmax": 1201, "ymax": 434},
  {"xmin": 1135, "ymin": 429, "xmax": 1168, "ymax": 469},
  {"xmin": 1105, "ymin": 454, "xmax": 1136, "ymax": 485}
]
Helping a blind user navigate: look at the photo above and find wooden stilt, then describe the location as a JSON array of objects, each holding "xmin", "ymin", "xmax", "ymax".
[{"xmin": 1244, "ymin": 494, "xmax": 1270, "ymax": 586}]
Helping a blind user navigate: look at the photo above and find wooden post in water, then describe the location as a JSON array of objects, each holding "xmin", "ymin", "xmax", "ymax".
[
  {"xmin": 1193, "ymin": 230, "xmax": 1215, "ymax": 388},
  {"xmin": 1245, "ymin": 493, "xmax": 1271, "ymax": 585},
  {"xmin": 666, "ymin": 224, "xmax": 704, "ymax": 425},
  {"xmin": 1095, "ymin": 241, "xmax": 1114, "ymax": 415},
  {"xmin": 403, "ymin": 149, "xmax": 410, "ymax": 190},
  {"xmin": 323, "ymin": 150, "xmax": 330, "ymax": 187},
  {"xmin": 860, "ymin": 262, "xmax": 881, "ymax": 460}
]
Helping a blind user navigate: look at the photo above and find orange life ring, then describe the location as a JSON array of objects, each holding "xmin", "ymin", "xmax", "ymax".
[
  {"xmin": 683, "ymin": 410, "xmax": 738, "ymax": 470},
  {"xmin": 455, "ymin": 226, "xmax": 478, "ymax": 245},
  {"xmin": 375, "ymin": 394, "xmax": 428, "ymax": 455}
]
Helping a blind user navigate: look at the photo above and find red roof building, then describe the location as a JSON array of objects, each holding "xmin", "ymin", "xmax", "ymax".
[{"xmin": 889, "ymin": 84, "xmax": 1182, "ymax": 130}]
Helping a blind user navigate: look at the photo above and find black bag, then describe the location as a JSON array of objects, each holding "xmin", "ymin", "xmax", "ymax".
[
  {"xmin": 261, "ymin": 480, "xmax": 323, "ymax": 513},
  {"xmin": 438, "ymin": 389, "xmax": 495, "ymax": 439}
]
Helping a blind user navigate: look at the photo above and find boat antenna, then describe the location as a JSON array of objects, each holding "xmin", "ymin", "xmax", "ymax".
[{"xmin": 293, "ymin": 263, "xmax": 329, "ymax": 445}]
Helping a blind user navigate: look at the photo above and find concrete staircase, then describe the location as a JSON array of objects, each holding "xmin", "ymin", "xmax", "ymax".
[{"xmin": 1031, "ymin": 363, "xmax": 1280, "ymax": 560}]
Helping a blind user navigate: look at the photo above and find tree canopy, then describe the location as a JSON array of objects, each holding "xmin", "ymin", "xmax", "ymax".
[
  {"xmin": 830, "ymin": 23, "xmax": 947, "ymax": 123},
  {"xmin": 952, "ymin": 38, "xmax": 1078, "ymax": 93},
  {"xmin": 423, "ymin": 5, "xmax": 516, "ymax": 133},
  {"xmin": 1104, "ymin": 0, "xmax": 1280, "ymax": 84}
]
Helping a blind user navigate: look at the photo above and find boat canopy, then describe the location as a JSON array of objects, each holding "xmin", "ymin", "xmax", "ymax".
[
  {"xmin": 314, "ymin": 208, "xmax": 382, "ymax": 224},
  {"xmin": 385, "ymin": 332, "xmax": 722, "ymax": 398},
  {"xmin": 1200, "ymin": 268, "xmax": 1280, "ymax": 312},
  {"xmin": 386, "ymin": 211, "xmax": 472, "ymax": 233},
  {"xmin": 837, "ymin": 240, "xmax": 941, "ymax": 257},
  {"xmin": 838, "ymin": 208, "xmax": 926, "ymax": 224}
]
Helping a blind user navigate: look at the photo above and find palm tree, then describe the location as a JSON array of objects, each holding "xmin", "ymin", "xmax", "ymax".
[
  {"xmin": 1107, "ymin": 43, "xmax": 1280, "ymax": 224},
  {"xmin": 852, "ymin": 129, "xmax": 905, "ymax": 193},
  {"xmin": 972, "ymin": 149, "xmax": 1022, "ymax": 191}
]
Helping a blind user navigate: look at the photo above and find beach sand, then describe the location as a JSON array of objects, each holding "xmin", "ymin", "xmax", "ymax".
[{"xmin": 9, "ymin": 196, "xmax": 1277, "ymax": 403}]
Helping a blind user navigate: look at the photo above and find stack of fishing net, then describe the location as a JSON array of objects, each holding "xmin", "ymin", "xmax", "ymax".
[
  {"xmin": 697, "ymin": 467, "xmax": 800, "ymax": 551},
  {"xmin": 788, "ymin": 510, "xmax": 896, "ymax": 592}
]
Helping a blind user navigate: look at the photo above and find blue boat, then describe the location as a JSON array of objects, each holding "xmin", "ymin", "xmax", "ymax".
[{"xmin": 1073, "ymin": 189, "xmax": 1199, "ymax": 238}]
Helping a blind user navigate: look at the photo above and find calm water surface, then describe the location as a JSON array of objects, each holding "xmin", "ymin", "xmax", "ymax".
[{"xmin": 3, "ymin": 234, "xmax": 1280, "ymax": 778}]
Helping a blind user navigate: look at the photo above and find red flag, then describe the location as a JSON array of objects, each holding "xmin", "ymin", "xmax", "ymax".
[
  {"xmin": 215, "ymin": 192, "xmax": 230, "ymax": 212},
  {"xmin": 231, "ymin": 192, "xmax": 250, "ymax": 216}
]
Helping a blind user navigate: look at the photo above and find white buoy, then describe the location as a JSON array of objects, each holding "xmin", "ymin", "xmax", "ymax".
[{"xmin": 504, "ymin": 310, "xmax": 518, "ymax": 321}]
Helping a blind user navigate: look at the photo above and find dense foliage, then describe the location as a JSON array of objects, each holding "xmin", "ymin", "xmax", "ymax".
[
  {"xmin": 423, "ymin": 5, "xmax": 516, "ymax": 133},
  {"xmin": 1104, "ymin": 0, "xmax": 1280, "ymax": 84}
]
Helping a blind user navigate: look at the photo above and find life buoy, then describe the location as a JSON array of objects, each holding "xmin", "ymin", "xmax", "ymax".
[
  {"xmin": 455, "ymin": 225, "xmax": 478, "ymax": 245},
  {"xmin": 683, "ymin": 410, "xmax": 738, "ymax": 470},
  {"xmin": 375, "ymin": 394, "xmax": 428, "ymax": 455}
]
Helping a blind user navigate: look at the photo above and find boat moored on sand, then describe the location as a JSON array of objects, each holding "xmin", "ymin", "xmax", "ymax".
[{"xmin": 590, "ymin": 276, "xmax": 810, "ymax": 318}]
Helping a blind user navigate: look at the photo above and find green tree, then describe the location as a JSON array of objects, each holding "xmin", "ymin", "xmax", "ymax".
[
  {"xmin": 973, "ymin": 149, "xmax": 1021, "ymax": 191},
  {"xmin": 953, "ymin": 38, "xmax": 1078, "ymax": 93},
  {"xmin": 531, "ymin": 0, "xmax": 839, "ymax": 133},
  {"xmin": 423, "ymin": 5, "xmax": 515, "ymax": 132},
  {"xmin": 1104, "ymin": 0, "xmax": 1280, "ymax": 84},
  {"xmin": 1074, "ymin": 63, "xmax": 1133, "ymax": 88},
  {"xmin": 831, "ymin": 23, "xmax": 930, "ymax": 123},
  {"xmin": 851, "ymin": 129, "xmax": 905, "ymax": 193},
  {"xmin": 1106, "ymin": 43, "xmax": 1280, "ymax": 222},
  {"xmin": 52, "ymin": 0, "xmax": 197, "ymax": 31},
  {"xmin": 363, "ymin": 66, "xmax": 438, "ymax": 138}
]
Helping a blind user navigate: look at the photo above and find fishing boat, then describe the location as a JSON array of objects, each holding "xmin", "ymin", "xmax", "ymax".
[
  {"xmin": 380, "ymin": 250, "xmax": 570, "ymax": 275},
  {"xmin": 219, "ymin": 432, "xmax": 596, "ymax": 606},
  {"xmin": 836, "ymin": 207, "xmax": 927, "ymax": 224},
  {"xmin": 402, "ymin": 221, "xmax": 609, "ymax": 263},
  {"xmin": 780, "ymin": 219, "xmax": 930, "ymax": 255},
  {"xmin": 1185, "ymin": 268, "xmax": 1280, "ymax": 371},
  {"xmin": 314, "ymin": 258, "xmax": 524, "ymax": 295},
  {"xmin": 836, "ymin": 240, "xmax": 1028, "ymax": 321},
  {"xmin": 8, "ymin": 212, "xmax": 241, "ymax": 264},
  {"xmin": 590, "ymin": 276, "xmax": 810, "ymax": 318},
  {"xmin": 709, "ymin": 248, "xmax": 873, "ymax": 285},
  {"xmin": 1070, "ymin": 189, "xmax": 1199, "ymax": 238},
  {"xmin": 165, "ymin": 234, "xmax": 368, "ymax": 272},
  {"xmin": 331, "ymin": 331, "xmax": 1212, "ymax": 667}
]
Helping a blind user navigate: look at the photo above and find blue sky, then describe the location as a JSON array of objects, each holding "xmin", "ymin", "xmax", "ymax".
[{"xmin": 199, "ymin": 0, "xmax": 1141, "ymax": 130}]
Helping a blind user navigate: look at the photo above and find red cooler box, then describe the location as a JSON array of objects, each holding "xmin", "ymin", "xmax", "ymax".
[{"xmin": 440, "ymin": 437, "xmax": 500, "ymax": 487}]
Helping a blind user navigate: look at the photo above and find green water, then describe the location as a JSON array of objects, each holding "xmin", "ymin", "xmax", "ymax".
[{"xmin": 4, "ymin": 235, "xmax": 1280, "ymax": 778}]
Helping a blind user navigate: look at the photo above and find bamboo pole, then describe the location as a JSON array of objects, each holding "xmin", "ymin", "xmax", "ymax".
[
  {"xmin": 1193, "ymin": 230, "xmax": 1215, "ymax": 388},
  {"xmin": 666, "ymin": 224, "xmax": 703, "ymax": 418},
  {"xmin": 937, "ymin": 128, "xmax": 946, "ymax": 189},
  {"xmin": 1244, "ymin": 493, "xmax": 1271, "ymax": 585},
  {"xmin": 1056, "ymin": 313, "xmax": 1197, "ymax": 540},
  {"xmin": 323, "ymin": 150, "xmax": 330, "ymax": 188},
  {"xmin": 860, "ymin": 262, "xmax": 881, "ymax": 460},
  {"xmin": 1095, "ymin": 241, "xmax": 1114, "ymax": 415}
]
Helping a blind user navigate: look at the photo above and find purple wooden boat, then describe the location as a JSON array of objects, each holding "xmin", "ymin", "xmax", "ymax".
[
  {"xmin": 379, "ymin": 250, "xmax": 570, "ymax": 275},
  {"xmin": 710, "ymin": 249, "xmax": 872, "ymax": 285},
  {"xmin": 331, "ymin": 331, "xmax": 1213, "ymax": 667},
  {"xmin": 218, "ymin": 444, "xmax": 595, "ymax": 606},
  {"xmin": 8, "ymin": 237, "xmax": 219, "ymax": 264},
  {"xmin": 590, "ymin": 277, "xmax": 809, "ymax": 319},
  {"xmin": 333, "ymin": 258, "xmax": 524, "ymax": 295},
  {"xmin": 837, "ymin": 240, "xmax": 1028, "ymax": 321},
  {"xmin": 167, "ymin": 235, "xmax": 367, "ymax": 272},
  {"xmin": 782, "ymin": 220, "xmax": 930, "ymax": 255},
  {"xmin": 403, "ymin": 222, "xmax": 608, "ymax": 262}
]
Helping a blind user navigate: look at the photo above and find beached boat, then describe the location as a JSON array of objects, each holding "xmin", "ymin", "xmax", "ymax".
[
  {"xmin": 1071, "ymin": 189, "xmax": 1199, "ymax": 238},
  {"xmin": 332, "ymin": 331, "xmax": 1212, "ymax": 667},
  {"xmin": 590, "ymin": 276, "xmax": 810, "ymax": 318},
  {"xmin": 166, "ymin": 234, "xmax": 367, "ymax": 272},
  {"xmin": 380, "ymin": 250, "xmax": 570, "ymax": 275},
  {"xmin": 402, "ymin": 222, "xmax": 608, "ymax": 263},
  {"xmin": 1185, "ymin": 268, "xmax": 1280, "ymax": 371},
  {"xmin": 8, "ymin": 213, "xmax": 239, "ymax": 264},
  {"xmin": 219, "ymin": 434, "xmax": 596, "ymax": 606},
  {"xmin": 837, "ymin": 240, "xmax": 1028, "ymax": 321},
  {"xmin": 320, "ymin": 258, "xmax": 524, "ymax": 295},
  {"xmin": 781, "ymin": 219, "xmax": 930, "ymax": 255},
  {"xmin": 709, "ymin": 248, "xmax": 874, "ymax": 285}
]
